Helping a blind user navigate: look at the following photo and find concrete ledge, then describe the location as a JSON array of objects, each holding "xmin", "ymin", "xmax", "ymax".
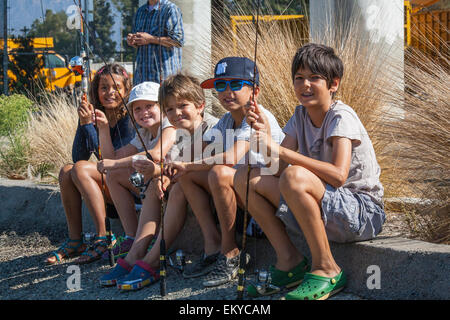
[{"xmin": 1, "ymin": 178, "xmax": 449, "ymax": 300}]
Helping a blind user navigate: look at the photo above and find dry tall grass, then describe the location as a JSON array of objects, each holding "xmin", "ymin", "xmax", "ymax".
[
  {"xmin": 210, "ymin": 3, "xmax": 449, "ymax": 244},
  {"xmin": 24, "ymin": 92, "xmax": 79, "ymax": 181},
  {"xmin": 380, "ymin": 38, "xmax": 449, "ymax": 244}
]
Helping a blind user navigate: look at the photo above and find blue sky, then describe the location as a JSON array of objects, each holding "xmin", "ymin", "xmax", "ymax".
[{"xmin": 8, "ymin": 0, "xmax": 122, "ymax": 49}]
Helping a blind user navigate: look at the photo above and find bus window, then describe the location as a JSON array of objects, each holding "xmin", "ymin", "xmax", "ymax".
[{"xmin": 45, "ymin": 54, "xmax": 66, "ymax": 68}]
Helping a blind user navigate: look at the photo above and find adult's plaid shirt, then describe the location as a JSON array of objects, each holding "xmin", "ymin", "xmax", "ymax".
[{"xmin": 132, "ymin": 0, "xmax": 184, "ymax": 85}]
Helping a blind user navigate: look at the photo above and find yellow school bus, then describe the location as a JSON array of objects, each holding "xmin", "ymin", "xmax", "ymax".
[{"xmin": 2, "ymin": 37, "xmax": 92, "ymax": 92}]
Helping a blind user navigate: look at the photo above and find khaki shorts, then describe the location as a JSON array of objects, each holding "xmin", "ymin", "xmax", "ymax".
[{"xmin": 276, "ymin": 184, "xmax": 385, "ymax": 243}]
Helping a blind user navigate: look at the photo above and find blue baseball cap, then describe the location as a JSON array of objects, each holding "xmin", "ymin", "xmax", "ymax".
[{"xmin": 201, "ymin": 57, "xmax": 260, "ymax": 89}]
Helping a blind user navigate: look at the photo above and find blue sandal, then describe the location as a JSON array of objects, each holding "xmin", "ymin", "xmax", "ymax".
[
  {"xmin": 117, "ymin": 260, "xmax": 160, "ymax": 291},
  {"xmin": 46, "ymin": 238, "xmax": 85, "ymax": 265}
]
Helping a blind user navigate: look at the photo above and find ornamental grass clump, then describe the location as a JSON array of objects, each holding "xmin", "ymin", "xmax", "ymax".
[{"xmin": 23, "ymin": 91, "xmax": 79, "ymax": 182}]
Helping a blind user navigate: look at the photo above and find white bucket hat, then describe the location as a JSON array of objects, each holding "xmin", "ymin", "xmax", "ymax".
[{"xmin": 127, "ymin": 81, "xmax": 160, "ymax": 107}]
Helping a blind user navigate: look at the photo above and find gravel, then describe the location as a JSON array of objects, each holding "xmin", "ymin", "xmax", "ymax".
[{"xmin": 0, "ymin": 231, "xmax": 362, "ymax": 301}]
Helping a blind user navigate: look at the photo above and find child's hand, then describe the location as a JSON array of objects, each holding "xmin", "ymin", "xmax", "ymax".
[
  {"xmin": 165, "ymin": 161, "xmax": 187, "ymax": 182},
  {"xmin": 252, "ymin": 129, "xmax": 274, "ymax": 151},
  {"xmin": 78, "ymin": 95, "xmax": 93, "ymax": 125},
  {"xmin": 155, "ymin": 175, "xmax": 171, "ymax": 200},
  {"xmin": 93, "ymin": 109, "xmax": 109, "ymax": 129},
  {"xmin": 246, "ymin": 101, "xmax": 269, "ymax": 132},
  {"xmin": 97, "ymin": 159, "xmax": 115, "ymax": 173},
  {"xmin": 133, "ymin": 158, "xmax": 156, "ymax": 179}
]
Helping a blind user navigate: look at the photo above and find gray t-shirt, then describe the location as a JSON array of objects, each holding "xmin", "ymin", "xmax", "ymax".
[
  {"xmin": 130, "ymin": 116, "xmax": 174, "ymax": 152},
  {"xmin": 203, "ymin": 104, "xmax": 285, "ymax": 166},
  {"xmin": 167, "ymin": 112, "xmax": 219, "ymax": 162},
  {"xmin": 283, "ymin": 100, "xmax": 384, "ymax": 207}
]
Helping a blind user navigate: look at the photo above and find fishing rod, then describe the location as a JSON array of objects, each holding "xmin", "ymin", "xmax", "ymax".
[
  {"xmin": 81, "ymin": 0, "xmax": 114, "ymax": 266},
  {"xmin": 156, "ymin": 0, "xmax": 168, "ymax": 297},
  {"xmin": 237, "ymin": 0, "xmax": 261, "ymax": 301}
]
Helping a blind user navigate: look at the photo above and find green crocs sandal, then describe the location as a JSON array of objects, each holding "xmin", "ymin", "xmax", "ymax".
[
  {"xmin": 284, "ymin": 270, "xmax": 347, "ymax": 300},
  {"xmin": 247, "ymin": 258, "xmax": 310, "ymax": 297}
]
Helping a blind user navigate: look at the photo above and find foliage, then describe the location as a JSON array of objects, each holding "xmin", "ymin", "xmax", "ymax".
[
  {"xmin": 0, "ymin": 133, "xmax": 31, "ymax": 179},
  {"xmin": 90, "ymin": 0, "xmax": 117, "ymax": 60},
  {"xmin": 29, "ymin": 4, "xmax": 117, "ymax": 61},
  {"xmin": 0, "ymin": 94, "xmax": 34, "ymax": 136},
  {"xmin": 29, "ymin": 10, "xmax": 79, "ymax": 58},
  {"xmin": 7, "ymin": 37, "xmax": 46, "ymax": 96},
  {"xmin": 110, "ymin": 0, "xmax": 139, "ymax": 61}
]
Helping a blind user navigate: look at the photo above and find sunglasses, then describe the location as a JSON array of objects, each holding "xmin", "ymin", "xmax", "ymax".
[{"xmin": 214, "ymin": 79, "xmax": 253, "ymax": 92}]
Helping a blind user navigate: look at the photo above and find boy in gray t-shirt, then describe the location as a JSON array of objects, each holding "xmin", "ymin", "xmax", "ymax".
[{"xmin": 235, "ymin": 43, "xmax": 386, "ymax": 300}]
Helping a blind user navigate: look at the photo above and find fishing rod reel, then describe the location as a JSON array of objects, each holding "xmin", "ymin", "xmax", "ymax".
[
  {"xmin": 129, "ymin": 171, "xmax": 146, "ymax": 199},
  {"xmin": 248, "ymin": 269, "xmax": 281, "ymax": 296},
  {"xmin": 168, "ymin": 249, "xmax": 186, "ymax": 274},
  {"xmin": 130, "ymin": 154, "xmax": 151, "ymax": 199}
]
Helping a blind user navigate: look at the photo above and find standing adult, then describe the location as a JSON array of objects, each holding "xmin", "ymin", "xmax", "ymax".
[{"xmin": 127, "ymin": 0, "xmax": 184, "ymax": 85}]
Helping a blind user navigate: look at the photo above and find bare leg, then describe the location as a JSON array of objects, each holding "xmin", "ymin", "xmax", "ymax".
[
  {"xmin": 106, "ymin": 167, "xmax": 140, "ymax": 237},
  {"xmin": 178, "ymin": 171, "xmax": 221, "ymax": 255},
  {"xmin": 234, "ymin": 167, "xmax": 304, "ymax": 271},
  {"xmin": 279, "ymin": 166, "xmax": 340, "ymax": 278},
  {"xmin": 46, "ymin": 164, "xmax": 87, "ymax": 264},
  {"xmin": 124, "ymin": 178, "xmax": 166, "ymax": 265},
  {"xmin": 208, "ymin": 165, "xmax": 241, "ymax": 258},
  {"xmin": 70, "ymin": 160, "xmax": 108, "ymax": 237},
  {"xmin": 59, "ymin": 164, "xmax": 83, "ymax": 240},
  {"xmin": 141, "ymin": 182, "xmax": 188, "ymax": 269}
]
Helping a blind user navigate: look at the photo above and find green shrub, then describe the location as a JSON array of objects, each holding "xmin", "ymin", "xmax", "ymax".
[
  {"xmin": 0, "ymin": 94, "xmax": 34, "ymax": 136},
  {"xmin": 0, "ymin": 133, "xmax": 31, "ymax": 178}
]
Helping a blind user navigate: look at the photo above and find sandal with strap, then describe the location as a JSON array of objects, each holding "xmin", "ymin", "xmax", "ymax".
[
  {"xmin": 46, "ymin": 238, "xmax": 85, "ymax": 265},
  {"xmin": 75, "ymin": 235, "xmax": 116, "ymax": 265},
  {"xmin": 247, "ymin": 257, "xmax": 310, "ymax": 297},
  {"xmin": 283, "ymin": 270, "xmax": 347, "ymax": 300}
]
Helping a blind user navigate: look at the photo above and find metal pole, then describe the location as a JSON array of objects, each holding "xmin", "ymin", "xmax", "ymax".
[
  {"xmin": 84, "ymin": 0, "xmax": 90, "ymax": 79},
  {"xmin": 3, "ymin": 0, "xmax": 9, "ymax": 95}
]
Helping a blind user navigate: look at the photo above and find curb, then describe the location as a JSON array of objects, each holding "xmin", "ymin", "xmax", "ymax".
[{"xmin": 0, "ymin": 178, "xmax": 449, "ymax": 300}]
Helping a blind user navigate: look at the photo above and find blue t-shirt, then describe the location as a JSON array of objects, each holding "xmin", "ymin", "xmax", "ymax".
[{"xmin": 71, "ymin": 113, "xmax": 136, "ymax": 163}]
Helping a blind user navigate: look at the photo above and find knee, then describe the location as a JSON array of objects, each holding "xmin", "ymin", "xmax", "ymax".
[
  {"xmin": 167, "ymin": 182, "xmax": 185, "ymax": 202},
  {"xmin": 177, "ymin": 171, "xmax": 194, "ymax": 189},
  {"xmin": 279, "ymin": 166, "xmax": 310, "ymax": 195},
  {"xmin": 59, "ymin": 164, "xmax": 74, "ymax": 186},
  {"xmin": 208, "ymin": 165, "xmax": 232, "ymax": 188},
  {"xmin": 71, "ymin": 160, "xmax": 93, "ymax": 182},
  {"xmin": 234, "ymin": 167, "xmax": 259, "ymax": 196},
  {"xmin": 233, "ymin": 166, "xmax": 247, "ymax": 194}
]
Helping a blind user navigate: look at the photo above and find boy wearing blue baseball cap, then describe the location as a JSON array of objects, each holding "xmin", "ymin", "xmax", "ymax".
[{"xmin": 165, "ymin": 57, "xmax": 285, "ymax": 286}]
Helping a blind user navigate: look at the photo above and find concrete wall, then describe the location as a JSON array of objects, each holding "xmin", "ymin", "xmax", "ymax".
[
  {"xmin": 1, "ymin": 178, "xmax": 449, "ymax": 299},
  {"xmin": 310, "ymin": 0, "xmax": 405, "ymax": 118}
]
